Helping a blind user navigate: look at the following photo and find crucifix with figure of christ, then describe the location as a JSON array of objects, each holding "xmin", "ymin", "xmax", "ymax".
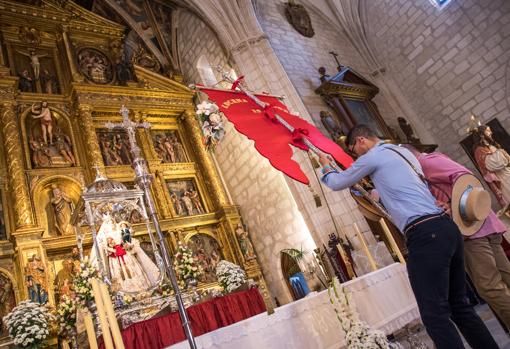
[{"xmin": 104, "ymin": 105, "xmax": 198, "ymax": 349}]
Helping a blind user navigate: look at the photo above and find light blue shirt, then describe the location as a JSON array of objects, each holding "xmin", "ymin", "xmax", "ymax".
[{"xmin": 321, "ymin": 142, "xmax": 442, "ymax": 232}]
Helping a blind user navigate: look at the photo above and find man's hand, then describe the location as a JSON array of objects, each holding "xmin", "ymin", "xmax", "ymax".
[
  {"xmin": 370, "ymin": 189, "xmax": 380, "ymax": 202},
  {"xmin": 436, "ymin": 200, "xmax": 451, "ymax": 216},
  {"xmin": 319, "ymin": 153, "xmax": 332, "ymax": 167}
]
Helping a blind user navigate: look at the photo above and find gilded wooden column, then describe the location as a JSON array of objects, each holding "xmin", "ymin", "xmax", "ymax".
[
  {"xmin": 61, "ymin": 25, "xmax": 84, "ymax": 82},
  {"xmin": 1, "ymin": 101, "xmax": 34, "ymax": 228},
  {"xmin": 78, "ymin": 104, "xmax": 104, "ymax": 171},
  {"xmin": 182, "ymin": 109, "xmax": 228, "ymax": 209}
]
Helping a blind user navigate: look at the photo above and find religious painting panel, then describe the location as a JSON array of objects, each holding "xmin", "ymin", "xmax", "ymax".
[
  {"xmin": 96, "ymin": 129, "xmax": 133, "ymax": 166},
  {"xmin": 342, "ymin": 98, "xmax": 385, "ymax": 138},
  {"xmin": 12, "ymin": 45, "xmax": 60, "ymax": 94},
  {"xmin": 0, "ymin": 272, "xmax": 16, "ymax": 338},
  {"xmin": 25, "ymin": 103, "xmax": 77, "ymax": 168},
  {"xmin": 151, "ymin": 130, "xmax": 188, "ymax": 163},
  {"xmin": 460, "ymin": 118, "xmax": 510, "ymax": 208},
  {"xmin": 77, "ymin": 48, "xmax": 114, "ymax": 84},
  {"xmin": 187, "ymin": 233, "xmax": 223, "ymax": 283},
  {"xmin": 166, "ymin": 179, "xmax": 206, "ymax": 217}
]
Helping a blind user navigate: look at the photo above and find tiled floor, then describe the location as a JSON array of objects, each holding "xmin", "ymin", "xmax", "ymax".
[{"xmin": 396, "ymin": 304, "xmax": 510, "ymax": 348}]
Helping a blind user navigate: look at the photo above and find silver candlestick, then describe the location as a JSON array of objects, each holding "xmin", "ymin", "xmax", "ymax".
[{"xmin": 105, "ymin": 105, "xmax": 197, "ymax": 349}]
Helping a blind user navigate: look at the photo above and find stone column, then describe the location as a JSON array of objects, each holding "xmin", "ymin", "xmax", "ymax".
[
  {"xmin": 61, "ymin": 25, "xmax": 84, "ymax": 82},
  {"xmin": 181, "ymin": 109, "xmax": 228, "ymax": 210},
  {"xmin": 77, "ymin": 104, "xmax": 104, "ymax": 171},
  {"xmin": 0, "ymin": 101, "xmax": 34, "ymax": 229}
]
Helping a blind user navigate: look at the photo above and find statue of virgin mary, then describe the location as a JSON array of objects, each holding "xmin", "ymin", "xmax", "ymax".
[{"xmin": 90, "ymin": 214, "xmax": 160, "ymax": 293}]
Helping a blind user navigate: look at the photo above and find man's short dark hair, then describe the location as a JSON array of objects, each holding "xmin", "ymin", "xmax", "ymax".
[{"xmin": 346, "ymin": 124, "xmax": 378, "ymax": 146}]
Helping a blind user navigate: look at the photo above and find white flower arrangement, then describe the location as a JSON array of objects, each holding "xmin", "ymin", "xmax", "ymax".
[
  {"xmin": 3, "ymin": 300, "xmax": 53, "ymax": 348},
  {"xmin": 195, "ymin": 100, "xmax": 225, "ymax": 152},
  {"xmin": 56, "ymin": 295, "xmax": 77, "ymax": 339},
  {"xmin": 73, "ymin": 256, "xmax": 99, "ymax": 306},
  {"xmin": 329, "ymin": 279, "xmax": 402, "ymax": 349},
  {"xmin": 215, "ymin": 260, "xmax": 247, "ymax": 293},
  {"xmin": 173, "ymin": 242, "xmax": 203, "ymax": 288}
]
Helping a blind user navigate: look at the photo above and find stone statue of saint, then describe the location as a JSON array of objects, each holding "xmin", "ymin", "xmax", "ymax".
[
  {"xmin": 397, "ymin": 117, "xmax": 420, "ymax": 144},
  {"xmin": 31, "ymin": 101, "xmax": 54, "ymax": 145},
  {"xmin": 25, "ymin": 254, "xmax": 48, "ymax": 304},
  {"xmin": 235, "ymin": 223, "xmax": 256, "ymax": 261},
  {"xmin": 51, "ymin": 184, "xmax": 74, "ymax": 236},
  {"xmin": 16, "ymin": 48, "xmax": 47, "ymax": 79}
]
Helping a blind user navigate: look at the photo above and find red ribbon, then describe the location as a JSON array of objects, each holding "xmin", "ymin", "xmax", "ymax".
[
  {"xmin": 292, "ymin": 128, "xmax": 309, "ymax": 142},
  {"xmin": 231, "ymin": 76, "xmax": 245, "ymax": 90},
  {"xmin": 263, "ymin": 104, "xmax": 278, "ymax": 122}
]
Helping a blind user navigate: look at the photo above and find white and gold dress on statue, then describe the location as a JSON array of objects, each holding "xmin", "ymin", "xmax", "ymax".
[{"xmin": 90, "ymin": 218, "xmax": 160, "ymax": 293}]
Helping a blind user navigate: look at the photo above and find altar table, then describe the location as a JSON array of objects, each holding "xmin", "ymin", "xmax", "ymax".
[
  {"xmin": 100, "ymin": 288, "xmax": 266, "ymax": 349},
  {"xmin": 169, "ymin": 263, "xmax": 420, "ymax": 349}
]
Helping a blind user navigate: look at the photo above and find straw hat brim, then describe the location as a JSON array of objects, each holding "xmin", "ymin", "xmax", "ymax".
[{"xmin": 451, "ymin": 174, "xmax": 488, "ymax": 236}]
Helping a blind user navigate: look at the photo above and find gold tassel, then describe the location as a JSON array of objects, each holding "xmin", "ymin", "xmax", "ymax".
[{"xmin": 309, "ymin": 185, "xmax": 322, "ymax": 207}]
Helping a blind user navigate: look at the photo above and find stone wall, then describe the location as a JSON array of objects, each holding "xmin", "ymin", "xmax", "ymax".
[
  {"xmin": 364, "ymin": 0, "xmax": 510, "ymax": 169},
  {"xmin": 177, "ymin": 9, "xmax": 317, "ymax": 304}
]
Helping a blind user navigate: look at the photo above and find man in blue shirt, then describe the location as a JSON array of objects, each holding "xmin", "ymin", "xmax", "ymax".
[{"xmin": 319, "ymin": 125, "xmax": 497, "ymax": 349}]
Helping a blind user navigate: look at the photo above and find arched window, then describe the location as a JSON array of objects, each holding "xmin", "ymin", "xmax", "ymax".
[{"xmin": 196, "ymin": 55, "xmax": 217, "ymax": 87}]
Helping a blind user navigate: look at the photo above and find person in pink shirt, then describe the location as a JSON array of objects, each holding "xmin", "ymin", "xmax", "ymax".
[{"xmin": 407, "ymin": 147, "xmax": 510, "ymax": 329}]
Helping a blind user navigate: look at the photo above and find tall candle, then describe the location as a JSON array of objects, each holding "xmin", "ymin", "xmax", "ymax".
[
  {"xmin": 83, "ymin": 309, "xmax": 98, "ymax": 349},
  {"xmin": 99, "ymin": 281, "xmax": 125, "ymax": 349},
  {"xmin": 353, "ymin": 223, "xmax": 378, "ymax": 271},
  {"xmin": 379, "ymin": 218, "xmax": 406, "ymax": 264},
  {"xmin": 90, "ymin": 278, "xmax": 114, "ymax": 349}
]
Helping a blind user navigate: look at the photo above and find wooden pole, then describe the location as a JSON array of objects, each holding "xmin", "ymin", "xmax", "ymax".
[
  {"xmin": 353, "ymin": 223, "xmax": 378, "ymax": 272},
  {"xmin": 379, "ymin": 218, "xmax": 406, "ymax": 264}
]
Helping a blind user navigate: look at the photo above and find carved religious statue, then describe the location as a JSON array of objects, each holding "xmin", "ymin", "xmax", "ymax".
[
  {"xmin": 55, "ymin": 258, "xmax": 77, "ymax": 300},
  {"xmin": 41, "ymin": 69, "xmax": 59, "ymax": 94},
  {"xmin": 31, "ymin": 101, "xmax": 54, "ymax": 145},
  {"xmin": 25, "ymin": 254, "xmax": 48, "ymax": 304},
  {"xmin": 235, "ymin": 223, "xmax": 256, "ymax": 261},
  {"xmin": 320, "ymin": 110, "xmax": 344, "ymax": 143},
  {"xmin": 16, "ymin": 48, "xmax": 47, "ymax": 79},
  {"xmin": 0, "ymin": 273, "xmax": 15, "ymax": 338},
  {"xmin": 18, "ymin": 69, "xmax": 34, "ymax": 92},
  {"xmin": 473, "ymin": 125, "xmax": 510, "ymax": 211},
  {"xmin": 29, "ymin": 136, "xmax": 51, "ymax": 168},
  {"xmin": 90, "ymin": 215, "xmax": 160, "ymax": 292},
  {"xmin": 397, "ymin": 117, "xmax": 421, "ymax": 144},
  {"xmin": 51, "ymin": 184, "xmax": 75, "ymax": 236}
]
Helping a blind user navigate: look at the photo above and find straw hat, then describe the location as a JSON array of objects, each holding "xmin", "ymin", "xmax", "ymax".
[{"xmin": 451, "ymin": 174, "xmax": 491, "ymax": 236}]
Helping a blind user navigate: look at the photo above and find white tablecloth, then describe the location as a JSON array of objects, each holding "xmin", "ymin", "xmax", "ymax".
[{"xmin": 169, "ymin": 263, "xmax": 419, "ymax": 349}]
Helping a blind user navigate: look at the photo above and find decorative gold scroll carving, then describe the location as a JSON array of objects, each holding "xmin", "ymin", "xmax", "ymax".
[
  {"xmin": 181, "ymin": 109, "xmax": 228, "ymax": 209},
  {"xmin": 1, "ymin": 101, "xmax": 34, "ymax": 228}
]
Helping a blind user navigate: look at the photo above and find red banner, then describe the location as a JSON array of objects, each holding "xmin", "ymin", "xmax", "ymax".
[{"xmin": 199, "ymin": 87, "xmax": 353, "ymax": 185}]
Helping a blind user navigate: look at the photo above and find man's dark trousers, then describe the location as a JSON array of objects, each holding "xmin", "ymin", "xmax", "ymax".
[{"xmin": 406, "ymin": 215, "xmax": 499, "ymax": 349}]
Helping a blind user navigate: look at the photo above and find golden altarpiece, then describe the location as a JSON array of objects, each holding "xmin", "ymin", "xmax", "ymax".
[{"xmin": 0, "ymin": 0, "xmax": 269, "ymax": 332}]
